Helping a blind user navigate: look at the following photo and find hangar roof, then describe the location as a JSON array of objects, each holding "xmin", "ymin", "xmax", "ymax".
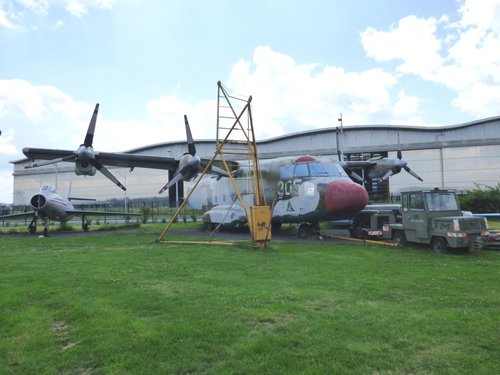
[{"xmin": 13, "ymin": 114, "xmax": 500, "ymax": 164}]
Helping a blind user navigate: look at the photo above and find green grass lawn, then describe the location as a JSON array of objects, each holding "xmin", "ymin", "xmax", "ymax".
[{"xmin": 1, "ymin": 231, "xmax": 499, "ymax": 374}]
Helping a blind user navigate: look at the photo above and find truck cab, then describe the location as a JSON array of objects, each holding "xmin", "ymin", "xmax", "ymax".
[{"xmin": 387, "ymin": 189, "xmax": 489, "ymax": 253}]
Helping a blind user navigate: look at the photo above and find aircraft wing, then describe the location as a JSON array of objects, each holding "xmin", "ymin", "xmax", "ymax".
[
  {"xmin": 65, "ymin": 210, "xmax": 141, "ymax": 217},
  {"xmin": 472, "ymin": 213, "xmax": 500, "ymax": 217},
  {"xmin": 23, "ymin": 147, "xmax": 179, "ymax": 171},
  {"xmin": 341, "ymin": 160, "xmax": 377, "ymax": 168},
  {"xmin": 95, "ymin": 152, "xmax": 178, "ymax": 170},
  {"xmin": 0, "ymin": 212, "xmax": 36, "ymax": 220},
  {"xmin": 23, "ymin": 148, "xmax": 76, "ymax": 161}
]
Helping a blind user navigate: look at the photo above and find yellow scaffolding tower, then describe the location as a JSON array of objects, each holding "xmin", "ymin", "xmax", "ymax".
[{"xmin": 158, "ymin": 81, "xmax": 271, "ymax": 248}]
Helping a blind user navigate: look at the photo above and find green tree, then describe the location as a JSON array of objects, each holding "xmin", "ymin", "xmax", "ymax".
[{"xmin": 459, "ymin": 183, "xmax": 500, "ymax": 213}]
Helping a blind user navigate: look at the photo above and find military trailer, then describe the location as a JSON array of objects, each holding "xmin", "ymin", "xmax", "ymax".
[
  {"xmin": 349, "ymin": 204, "xmax": 401, "ymax": 240},
  {"xmin": 383, "ymin": 188, "xmax": 489, "ymax": 253}
]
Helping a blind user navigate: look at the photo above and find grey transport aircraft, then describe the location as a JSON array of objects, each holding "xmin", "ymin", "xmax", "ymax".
[
  {"xmin": 0, "ymin": 185, "xmax": 140, "ymax": 235},
  {"xmin": 189, "ymin": 155, "xmax": 369, "ymax": 238},
  {"xmin": 22, "ymin": 104, "xmax": 422, "ymax": 238}
]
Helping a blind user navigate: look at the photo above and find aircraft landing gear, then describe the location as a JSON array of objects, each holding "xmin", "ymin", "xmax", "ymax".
[
  {"xmin": 28, "ymin": 222, "xmax": 37, "ymax": 234},
  {"xmin": 28, "ymin": 215, "xmax": 37, "ymax": 234},
  {"xmin": 81, "ymin": 216, "xmax": 90, "ymax": 232},
  {"xmin": 42, "ymin": 218, "xmax": 49, "ymax": 236},
  {"xmin": 297, "ymin": 222, "xmax": 320, "ymax": 239}
]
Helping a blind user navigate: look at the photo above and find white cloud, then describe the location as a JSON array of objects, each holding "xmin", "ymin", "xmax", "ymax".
[
  {"xmin": 458, "ymin": 0, "xmax": 500, "ymax": 32},
  {"xmin": 0, "ymin": 2, "xmax": 16, "ymax": 29},
  {"xmin": 392, "ymin": 90, "xmax": 419, "ymax": 116},
  {"xmin": 0, "ymin": 129, "xmax": 18, "ymax": 155},
  {"xmin": 227, "ymin": 46, "xmax": 404, "ymax": 135},
  {"xmin": 361, "ymin": 15, "xmax": 444, "ymax": 80},
  {"xmin": 452, "ymin": 82, "xmax": 500, "ymax": 117},
  {"xmin": 16, "ymin": 0, "xmax": 50, "ymax": 14},
  {"xmin": 0, "ymin": 0, "xmax": 116, "ymax": 29},
  {"xmin": 360, "ymin": 0, "xmax": 500, "ymax": 118}
]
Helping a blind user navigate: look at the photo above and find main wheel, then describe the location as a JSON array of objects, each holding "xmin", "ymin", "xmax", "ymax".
[
  {"xmin": 297, "ymin": 223, "xmax": 312, "ymax": 239},
  {"xmin": 271, "ymin": 221, "xmax": 282, "ymax": 231},
  {"xmin": 393, "ymin": 231, "xmax": 407, "ymax": 246},
  {"xmin": 431, "ymin": 237, "xmax": 448, "ymax": 254}
]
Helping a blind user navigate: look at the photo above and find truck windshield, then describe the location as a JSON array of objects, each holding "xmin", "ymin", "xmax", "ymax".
[{"xmin": 425, "ymin": 192, "xmax": 459, "ymax": 211}]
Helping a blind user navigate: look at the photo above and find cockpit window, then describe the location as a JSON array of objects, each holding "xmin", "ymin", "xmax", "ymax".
[
  {"xmin": 41, "ymin": 185, "xmax": 55, "ymax": 193},
  {"xmin": 291, "ymin": 162, "xmax": 345, "ymax": 178},
  {"xmin": 323, "ymin": 163, "xmax": 343, "ymax": 177},
  {"xmin": 309, "ymin": 162, "xmax": 328, "ymax": 176},
  {"xmin": 294, "ymin": 163, "xmax": 309, "ymax": 177}
]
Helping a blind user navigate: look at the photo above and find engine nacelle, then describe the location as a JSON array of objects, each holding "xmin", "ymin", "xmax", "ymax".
[
  {"xmin": 177, "ymin": 154, "xmax": 201, "ymax": 181},
  {"xmin": 75, "ymin": 161, "xmax": 97, "ymax": 176},
  {"xmin": 30, "ymin": 194, "xmax": 47, "ymax": 209}
]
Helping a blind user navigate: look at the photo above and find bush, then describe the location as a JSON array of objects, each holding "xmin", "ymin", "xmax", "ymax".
[
  {"xmin": 139, "ymin": 206, "xmax": 151, "ymax": 224},
  {"xmin": 459, "ymin": 183, "xmax": 500, "ymax": 213}
]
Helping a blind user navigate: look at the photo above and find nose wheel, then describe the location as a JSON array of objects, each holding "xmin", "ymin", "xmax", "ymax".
[{"xmin": 297, "ymin": 222, "xmax": 320, "ymax": 239}]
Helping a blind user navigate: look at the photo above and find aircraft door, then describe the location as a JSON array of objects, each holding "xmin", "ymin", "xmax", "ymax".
[{"xmin": 298, "ymin": 180, "xmax": 319, "ymax": 216}]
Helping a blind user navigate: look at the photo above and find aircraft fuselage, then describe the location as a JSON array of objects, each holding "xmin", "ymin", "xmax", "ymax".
[
  {"xmin": 30, "ymin": 185, "xmax": 75, "ymax": 222},
  {"xmin": 188, "ymin": 155, "xmax": 369, "ymax": 227}
]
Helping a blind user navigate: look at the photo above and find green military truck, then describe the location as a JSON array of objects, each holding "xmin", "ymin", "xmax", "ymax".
[{"xmin": 384, "ymin": 188, "xmax": 489, "ymax": 253}]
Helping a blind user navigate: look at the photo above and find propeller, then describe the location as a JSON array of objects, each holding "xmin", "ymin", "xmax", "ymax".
[
  {"xmin": 158, "ymin": 115, "xmax": 202, "ymax": 194},
  {"xmin": 25, "ymin": 103, "xmax": 126, "ymax": 191},
  {"xmin": 380, "ymin": 149, "xmax": 423, "ymax": 182}
]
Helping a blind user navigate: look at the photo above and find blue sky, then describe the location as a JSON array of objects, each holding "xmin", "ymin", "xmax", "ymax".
[{"xmin": 1, "ymin": 0, "xmax": 500, "ymax": 203}]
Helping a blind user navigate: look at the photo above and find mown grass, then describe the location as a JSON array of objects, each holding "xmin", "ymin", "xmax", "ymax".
[{"xmin": 1, "ymin": 231, "xmax": 499, "ymax": 374}]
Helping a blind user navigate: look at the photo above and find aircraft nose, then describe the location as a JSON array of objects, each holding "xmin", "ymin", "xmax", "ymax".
[{"xmin": 324, "ymin": 181, "xmax": 368, "ymax": 218}]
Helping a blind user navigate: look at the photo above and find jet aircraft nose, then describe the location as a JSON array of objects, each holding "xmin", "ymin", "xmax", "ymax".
[{"xmin": 324, "ymin": 181, "xmax": 368, "ymax": 218}]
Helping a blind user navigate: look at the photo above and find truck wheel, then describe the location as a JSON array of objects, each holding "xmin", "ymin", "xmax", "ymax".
[
  {"xmin": 393, "ymin": 231, "xmax": 406, "ymax": 246},
  {"xmin": 431, "ymin": 237, "xmax": 448, "ymax": 254}
]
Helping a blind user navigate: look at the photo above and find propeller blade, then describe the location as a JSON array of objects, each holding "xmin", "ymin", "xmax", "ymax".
[
  {"xmin": 397, "ymin": 150, "xmax": 402, "ymax": 160},
  {"xmin": 349, "ymin": 171, "xmax": 364, "ymax": 183},
  {"xmin": 158, "ymin": 172, "xmax": 184, "ymax": 194},
  {"xmin": 184, "ymin": 115, "xmax": 196, "ymax": 156},
  {"xmin": 90, "ymin": 159, "xmax": 126, "ymax": 191},
  {"xmin": 381, "ymin": 169, "xmax": 395, "ymax": 180},
  {"xmin": 25, "ymin": 153, "xmax": 76, "ymax": 169},
  {"xmin": 84, "ymin": 103, "xmax": 99, "ymax": 147},
  {"xmin": 404, "ymin": 166, "xmax": 423, "ymax": 181},
  {"xmin": 210, "ymin": 164, "xmax": 230, "ymax": 178}
]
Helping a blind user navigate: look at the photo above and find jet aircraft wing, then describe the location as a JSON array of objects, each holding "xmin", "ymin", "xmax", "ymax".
[
  {"xmin": 64, "ymin": 209, "xmax": 141, "ymax": 217},
  {"xmin": 0, "ymin": 212, "xmax": 36, "ymax": 220}
]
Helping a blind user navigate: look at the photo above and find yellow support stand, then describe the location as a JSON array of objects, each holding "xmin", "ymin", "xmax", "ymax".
[{"xmin": 158, "ymin": 81, "xmax": 271, "ymax": 248}]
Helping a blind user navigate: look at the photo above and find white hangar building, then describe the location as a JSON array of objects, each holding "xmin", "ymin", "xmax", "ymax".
[{"xmin": 10, "ymin": 116, "xmax": 500, "ymax": 206}]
